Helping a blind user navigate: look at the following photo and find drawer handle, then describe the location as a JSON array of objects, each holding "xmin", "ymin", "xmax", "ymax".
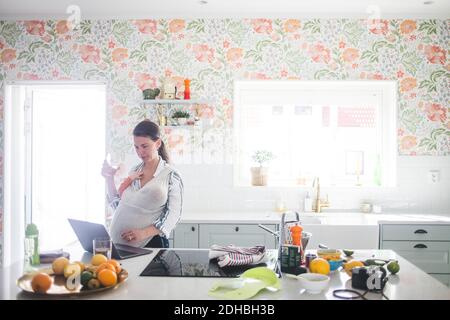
[
  {"xmin": 414, "ymin": 229, "xmax": 428, "ymax": 234},
  {"xmin": 414, "ymin": 244, "xmax": 428, "ymax": 249},
  {"xmin": 191, "ymin": 226, "xmax": 195, "ymax": 232},
  {"xmin": 235, "ymin": 227, "xmax": 239, "ymax": 232}
]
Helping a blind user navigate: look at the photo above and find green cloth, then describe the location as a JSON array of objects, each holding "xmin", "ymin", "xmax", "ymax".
[{"xmin": 208, "ymin": 267, "xmax": 280, "ymax": 300}]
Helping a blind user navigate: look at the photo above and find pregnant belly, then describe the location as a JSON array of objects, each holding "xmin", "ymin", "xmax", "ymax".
[{"xmin": 110, "ymin": 206, "xmax": 158, "ymax": 245}]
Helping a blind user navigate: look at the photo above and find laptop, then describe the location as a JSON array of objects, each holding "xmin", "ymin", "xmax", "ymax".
[{"xmin": 68, "ymin": 218, "xmax": 152, "ymax": 260}]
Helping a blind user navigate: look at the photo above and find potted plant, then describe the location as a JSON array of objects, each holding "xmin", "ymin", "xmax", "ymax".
[
  {"xmin": 250, "ymin": 150, "xmax": 275, "ymax": 186},
  {"xmin": 142, "ymin": 88, "xmax": 160, "ymax": 100},
  {"xmin": 171, "ymin": 110, "xmax": 190, "ymax": 125}
]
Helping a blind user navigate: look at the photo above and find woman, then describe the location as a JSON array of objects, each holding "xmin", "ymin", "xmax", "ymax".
[{"xmin": 102, "ymin": 120, "xmax": 183, "ymax": 248}]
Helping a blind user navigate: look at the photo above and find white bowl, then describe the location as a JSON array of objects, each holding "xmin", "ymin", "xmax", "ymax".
[{"xmin": 297, "ymin": 273, "xmax": 330, "ymax": 294}]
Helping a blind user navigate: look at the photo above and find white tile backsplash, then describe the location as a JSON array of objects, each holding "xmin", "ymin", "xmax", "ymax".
[{"xmin": 177, "ymin": 156, "xmax": 450, "ymax": 214}]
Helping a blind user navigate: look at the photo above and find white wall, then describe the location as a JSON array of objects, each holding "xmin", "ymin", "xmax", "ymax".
[{"xmin": 177, "ymin": 156, "xmax": 450, "ymax": 214}]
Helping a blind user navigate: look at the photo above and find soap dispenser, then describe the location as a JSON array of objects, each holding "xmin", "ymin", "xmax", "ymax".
[{"xmin": 304, "ymin": 192, "xmax": 312, "ymax": 212}]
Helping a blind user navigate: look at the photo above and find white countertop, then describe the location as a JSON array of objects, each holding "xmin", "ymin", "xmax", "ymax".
[
  {"xmin": 1, "ymin": 246, "xmax": 449, "ymax": 300},
  {"xmin": 180, "ymin": 211, "xmax": 450, "ymax": 226}
]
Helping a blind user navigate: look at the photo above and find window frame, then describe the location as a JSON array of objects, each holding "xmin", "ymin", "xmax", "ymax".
[{"xmin": 233, "ymin": 80, "xmax": 397, "ymax": 188}]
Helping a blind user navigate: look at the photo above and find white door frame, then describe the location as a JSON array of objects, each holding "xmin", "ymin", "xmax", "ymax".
[{"xmin": 2, "ymin": 80, "xmax": 107, "ymax": 267}]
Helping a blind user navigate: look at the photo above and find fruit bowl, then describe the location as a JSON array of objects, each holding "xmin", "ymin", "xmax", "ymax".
[
  {"xmin": 17, "ymin": 267, "xmax": 128, "ymax": 296},
  {"xmin": 317, "ymin": 249, "xmax": 341, "ymax": 260}
]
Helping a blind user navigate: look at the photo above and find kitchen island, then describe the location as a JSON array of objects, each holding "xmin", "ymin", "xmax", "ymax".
[{"xmin": 1, "ymin": 246, "xmax": 449, "ymax": 300}]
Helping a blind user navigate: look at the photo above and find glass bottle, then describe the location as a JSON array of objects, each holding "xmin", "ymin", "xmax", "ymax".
[
  {"xmin": 183, "ymin": 79, "xmax": 191, "ymax": 100},
  {"xmin": 373, "ymin": 155, "xmax": 382, "ymax": 186},
  {"xmin": 25, "ymin": 223, "xmax": 40, "ymax": 265}
]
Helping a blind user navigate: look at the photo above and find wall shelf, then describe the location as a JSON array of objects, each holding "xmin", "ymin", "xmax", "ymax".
[
  {"xmin": 141, "ymin": 99, "xmax": 211, "ymax": 105},
  {"xmin": 141, "ymin": 99, "xmax": 213, "ymax": 127},
  {"xmin": 162, "ymin": 125, "xmax": 202, "ymax": 129}
]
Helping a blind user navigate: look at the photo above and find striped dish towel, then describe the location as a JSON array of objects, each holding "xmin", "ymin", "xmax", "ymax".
[{"xmin": 209, "ymin": 245, "xmax": 267, "ymax": 268}]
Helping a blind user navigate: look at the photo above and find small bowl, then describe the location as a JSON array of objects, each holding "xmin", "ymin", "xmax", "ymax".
[
  {"xmin": 328, "ymin": 259, "xmax": 344, "ymax": 272},
  {"xmin": 297, "ymin": 273, "xmax": 330, "ymax": 294}
]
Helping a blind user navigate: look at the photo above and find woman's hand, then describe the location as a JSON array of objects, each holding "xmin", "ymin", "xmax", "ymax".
[
  {"xmin": 121, "ymin": 226, "xmax": 159, "ymax": 243},
  {"xmin": 101, "ymin": 160, "xmax": 119, "ymax": 178},
  {"xmin": 129, "ymin": 171, "xmax": 144, "ymax": 181}
]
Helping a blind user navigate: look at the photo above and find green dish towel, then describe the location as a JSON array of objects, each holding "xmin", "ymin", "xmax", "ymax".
[{"xmin": 208, "ymin": 267, "xmax": 280, "ymax": 300}]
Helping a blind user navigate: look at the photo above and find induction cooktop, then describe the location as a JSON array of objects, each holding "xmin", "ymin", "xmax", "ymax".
[{"xmin": 139, "ymin": 249, "xmax": 280, "ymax": 278}]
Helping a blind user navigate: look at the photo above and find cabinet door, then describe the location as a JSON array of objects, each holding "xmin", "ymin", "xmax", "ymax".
[
  {"xmin": 430, "ymin": 274, "xmax": 450, "ymax": 287},
  {"xmin": 198, "ymin": 224, "xmax": 277, "ymax": 249},
  {"xmin": 381, "ymin": 224, "xmax": 450, "ymax": 241},
  {"xmin": 173, "ymin": 224, "xmax": 199, "ymax": 248},
  {"xmin": 381, "ymin": 241, "xmax": 450, "ymax": 273}
]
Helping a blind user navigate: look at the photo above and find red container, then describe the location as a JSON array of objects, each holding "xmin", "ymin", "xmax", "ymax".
[{"xmin": 184, "ymin": 79, "xmax": 191, "ymax": 100}]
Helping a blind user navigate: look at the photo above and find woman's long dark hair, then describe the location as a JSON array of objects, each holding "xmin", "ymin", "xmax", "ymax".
[{"xmin": 133, "ymin": 120, "xmax": 169, "ymax": 163}]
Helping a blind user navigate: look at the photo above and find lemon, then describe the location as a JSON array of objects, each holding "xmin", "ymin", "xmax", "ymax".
[
  {"xmin": 52, "ymin": 257, "xmax": 70, "ymax": 275},
  {"xmin": 64, "ymin": 263, "xmax": 81, "ymax": 278},
  {"xmin": 74, "ymin": 261, "xmax": 85, "ymax": 273},
  {"xmin": 309, "ymin": 258, "xmax": 330, "ymax": 275},
  {"xmin": 91, "ymin": 254, "xmax": 108, "ymax": 266}
]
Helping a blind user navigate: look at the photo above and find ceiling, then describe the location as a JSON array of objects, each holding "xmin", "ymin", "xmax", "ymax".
[{"xmin": 0, "ymin": 0, "xmax": 449, "ymax": 20}]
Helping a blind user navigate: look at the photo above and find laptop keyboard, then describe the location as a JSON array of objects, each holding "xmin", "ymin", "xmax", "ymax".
[{"xmin": 117, "ymin": 249, "xmax": 132, "ymax": 257}]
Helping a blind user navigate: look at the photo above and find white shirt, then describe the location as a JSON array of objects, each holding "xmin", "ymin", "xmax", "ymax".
[{"xmin": 109, "ymin": 157, "xmax": 183, "ymax": 247}]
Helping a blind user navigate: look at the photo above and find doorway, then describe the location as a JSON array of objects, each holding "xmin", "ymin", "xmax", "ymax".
[{"xmin": 3, "ymin": 82, "xmax": 106, "ymax": 265}]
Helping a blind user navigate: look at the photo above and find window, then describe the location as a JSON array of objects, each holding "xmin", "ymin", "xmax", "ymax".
[{"xmin": 233, "ymin": 81, "xmax": 397, "ymax": 187}]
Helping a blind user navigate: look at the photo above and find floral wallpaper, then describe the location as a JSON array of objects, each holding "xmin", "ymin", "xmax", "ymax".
[{"xmin": 0, "ymin": 19, "xmax": 449, "ymax": 258}]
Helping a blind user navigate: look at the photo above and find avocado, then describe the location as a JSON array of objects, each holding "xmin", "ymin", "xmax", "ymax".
[
  {"xmin": 364, "ymin": 259, "xmax": 388, "ymax": 266},
  {"xmin": 343, "ymin": 249, "xmax": 354, "ymax": 257}
]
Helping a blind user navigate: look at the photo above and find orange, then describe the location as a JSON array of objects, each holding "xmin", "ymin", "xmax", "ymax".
[
  {"xmin": 97, "ymin": 262, "xmax": 116, "ymax": 274},
  {"xmin": 31, "ymin": 273, "xmax": 53, "ymax": 293},
  {"xmin": 107, "ymin": 259, "xmax": 122, "ymax": 273},
  {"xmin": 309, "ymin": 258, "xmax": 330, "ymax": 275},
  {"xmin": 91, "ymin": 254, "xmax": 108, "ymax": 266},
  {"xmin": 97, "ymin": 269, "xmax": 117, "ymax": 287}
]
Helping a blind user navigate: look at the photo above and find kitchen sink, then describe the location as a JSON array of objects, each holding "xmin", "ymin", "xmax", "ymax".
[{"xmin": 298, "ymin": 216, "xmax": 322, "ymax": 225}]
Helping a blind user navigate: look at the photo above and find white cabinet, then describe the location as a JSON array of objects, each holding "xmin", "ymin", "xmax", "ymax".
[
  {"xmin": 172, "ymin": 223, "xmax": 277, "ymax": 249},
  {"xmin": 302, "ymin": 225, "xmax": 379, "ymax": 250},
  {"xmin": 430, "ymin": 274, "xmax": 450, "ymax": 286},
  {"xmin": 382, "ymin": 225, "xmax": 450, "ymax": 241},
  {"xmin": 381, "ymin": 240, "xmax": 450, "ymax": 273},
  {"xmin": 199, "ymin": 224, "xmax": 277, "ymax": 249},
  {"xmin": 380, "ymin": 224, "xmax": 450, "ymax": 287},
  {"xmin": 173, "ymin": 223, "xmax": 199, "ymax": 248}
]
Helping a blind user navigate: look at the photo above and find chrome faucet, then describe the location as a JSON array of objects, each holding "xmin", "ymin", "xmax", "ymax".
[
  {"xmin": 258, "ymin": 211, "xmax": 300, "ymax": 261},
  {"xmin": 312, "ymin": 177, "xmax": 329, "ymax": 213}
]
